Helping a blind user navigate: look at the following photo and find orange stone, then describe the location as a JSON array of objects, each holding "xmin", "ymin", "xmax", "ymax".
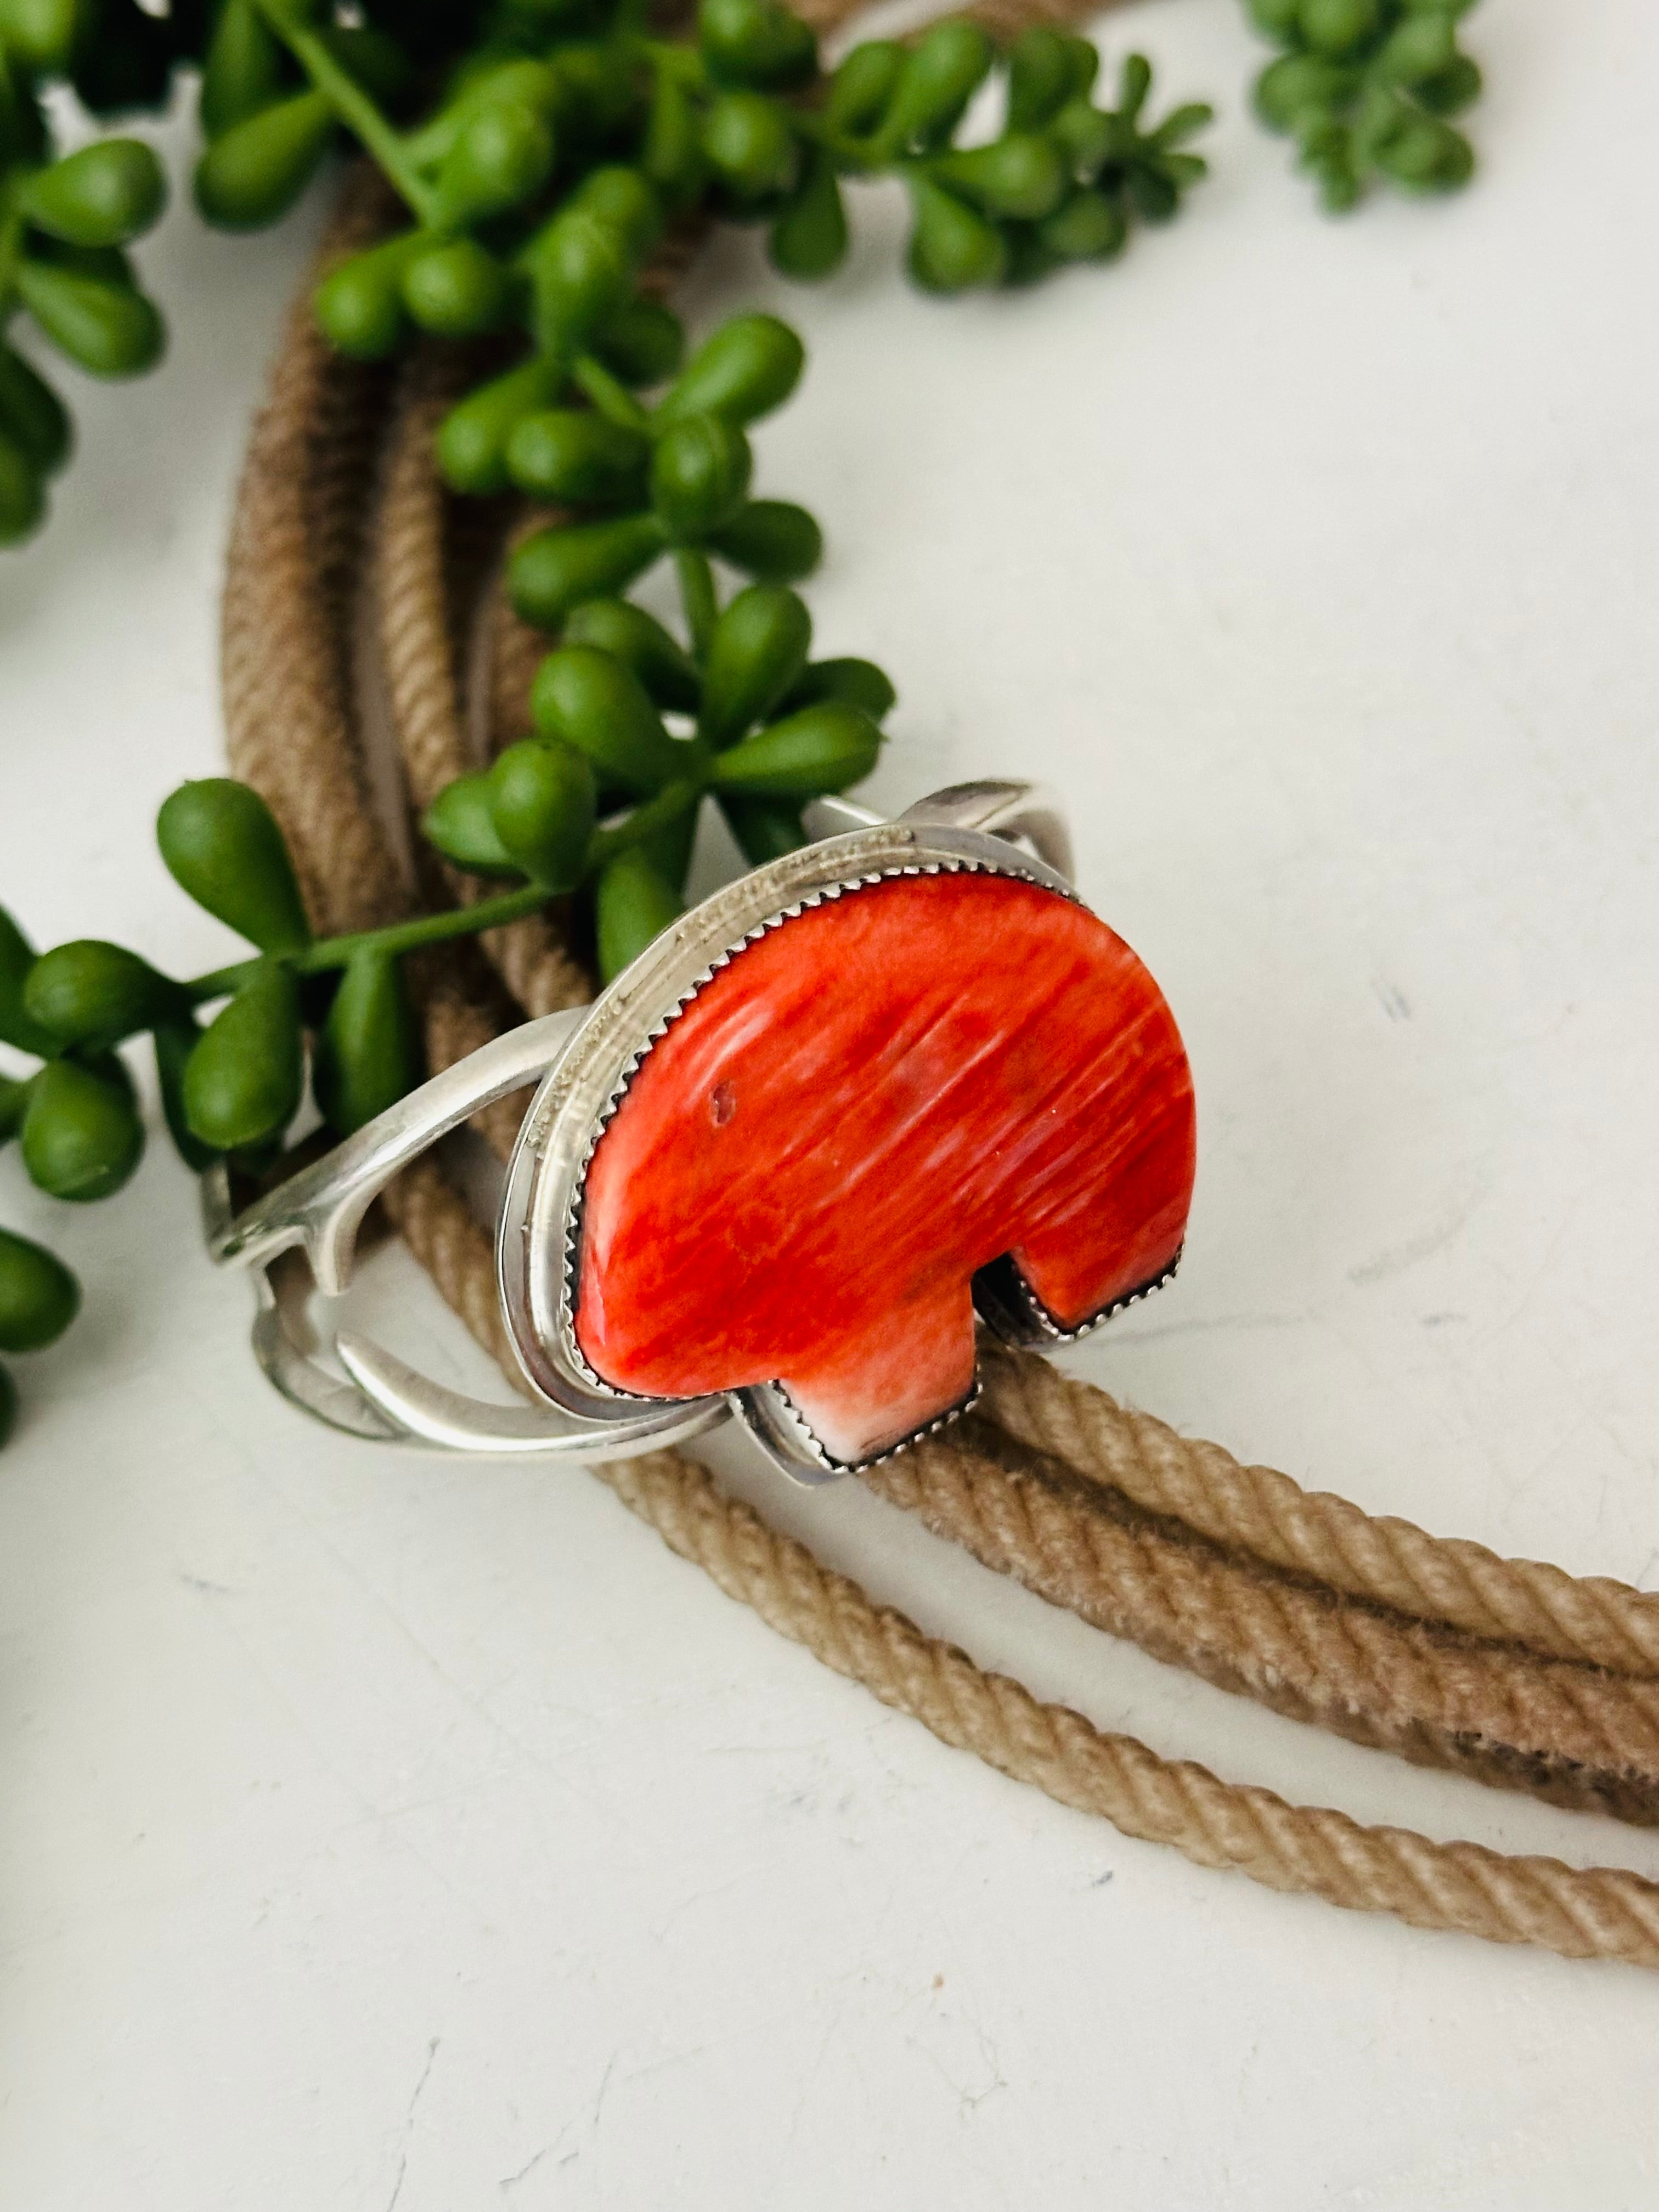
[{"xmin": 574, "ymin": 870, "xmax": 1195, "ymax": 1465}]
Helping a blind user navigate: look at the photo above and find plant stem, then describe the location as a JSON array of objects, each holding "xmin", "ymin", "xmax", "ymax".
[
  {"xmin": 188, "ymin": 882, "xmax": 547, "ymax": 1001},
  {"xmin": 185, "ymin": 781, "xmax": 706, "ymax": 1003},
  {"xmin": 251, "ymin": 0, "xmax": 442, "ymax": 227},
  {"xmin": 675, "ymin": 547, "xmax": 718, "ymax": 658},
  {"xmin": 792, "ymin": 110, "xmax": 880, "ymax": 172},
  {"xmin": 571, "ymin": 352, "xmax": 652, "ymax": 435},
  {"xmin": 586, "ymin": 777, "xmax": 700, "ymax": 871}
]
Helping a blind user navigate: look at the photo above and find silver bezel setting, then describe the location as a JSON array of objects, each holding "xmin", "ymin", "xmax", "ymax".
[
  {"xmin": 971, "ymin": 1247, "xmax": 1186, "ymax": 1348},
  {"xmin": 497, "ymin": 819, "xmax": 1093, "ymax": 1483}
]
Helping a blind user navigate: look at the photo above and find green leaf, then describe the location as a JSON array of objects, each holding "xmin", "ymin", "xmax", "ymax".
[
  {"xmin": 649, "ymin": 412, "xmax": 753, "ymax": 540},
  {"xmin": 524, "ymin": 207, "xmax": 633, "ymax": 350},
  {"xmin": 401, "ymin": 239, "xmax": 511, "ymax": 339},
  {"xmin": 15, "ymin": 258, "xmax": 163, "ymax": 377},
  {"xmin": 22, "ymin": 940, "xmax": 178, "ymax": 1049},
  {"xmin": 529, "ymin": 648, "xmax": 682, "ymax": 793},
  {"xmin": 422, "ymin": 771, "xmax": 523, "ymax": 877},
  {"xmin": 504, "ymin": 409, "xmax": 649, "ymax": 505},
  {"xmin": 698, "ymin": 0, "xmax": 818, "ymax": 94},
  {"xmin": 200, "ymin": 0, "xmax": 288, "ymax": 138},
  {"xmin": 879, "ymin": 20, "xmax": 995, "ymax": 153},
  {"xmin": 153, "ymin": 1018, "xmax": 218, "ymax": 1171},
  {"xmin": 20, "ymin": 1057, "xmax": 144, "ymax": 1201},
  {"xmin": 435, "ymin": 353, "xmax": 562, "ymax": 494},
  {"xmin": 488, "ymin": 740, "xmax": 598, "ymax": 888},
  {"xmin": 587, "ymin": 297, "xmax": 684, "ymax": 387},
  {"xmin": 183, "ymin": 963, "xmax": 303, "ymax": 1152},
  {"xmin": 21, "ymin": 139, "xmax": 167, "ymax": 249},
  {"xmin": 563, "ymin": 600, "xmax": 701, "ymax": 713},
  {"xmin": 769, "ymin": 153, "xmax": 848, "ymax": 281},
  {"xmin": 657, "ymin": 313, "xmax": 804, "ymax": 427},
  {"xmin": 1007, "ymin": 27, "xmax": 1076, "ymax": 133},
  {"xmin": 0, "ymin": 905, "xmax": 59, "ymax": 1058},
  {"xmin": 194, "ymin": 88, "xmax": 333, "ymax": 229},
  {"xmin": 594, "ymin": 849, "xmax": 684, "ymax": 983},
  {"xmin": 825, "ymin": 41, "xmax": 904, "ymax": 136},
  {"xmin": 313, "ymin": 232, "xmax": 426, "ymax": 361},
  {"xmin": 432, "ymin": 98, "xmax": 555, "ymax": 228},
  {"xmin": 907, "ymin": 179, "xmax": 1007, "ymax": 293},
  {"xmin": 709, "ymin": 702, "xmax": 881, "ymax": 797},
  {"xmin": 0, "ymin": 1225, "xmax": 80, "ymax": 1352},
  {"xmin": 706, "ymin": 500, "xmax": 821, "ymax": 583},
  {"xmin": 1039, "ymin": 189, "xmax": 1127, "ymax": 263},
  {"xmin": 930, "ymin": 134, "xmax": 1067, "ymax": 222},
  {"xmin": 779, "ymin": 657, "xmax": 896, "ymax": 720},
  {"xmin": 0, "ymin": 0, "xmax": 84, "ymax": 74},
  {"xmin": 699, "ymin": 584, "xmax": 812, "ymax": 747},
  {"xmin": 701, "ymin": 90, "xmax": 799, "ymax": 202},
  {"xmin": 314, "ymin": 951, "xmax": 422, "ymax": 1136},
  {"xmin": 0, "ymin": 430, "xmax": 44, "ymax": 546},
  {"xmin": 156, "ymin": 780, "xmax": 312, "ymax": 955},
  {"xmin": 509, "ymin": 513, "xmax": 668, "ymax": 630},
  {"xmin": 719, "ymin": 794, "xmax": 806, "ymax": 866},
  {"xmin": 0, "ymin": 344, "xmax": 71, "ymax": 475}
]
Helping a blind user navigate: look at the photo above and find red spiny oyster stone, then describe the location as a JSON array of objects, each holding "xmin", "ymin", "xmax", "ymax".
[{"xmin": 574, "ymin": 871, "xmax": 1195, "ymax": 1465}]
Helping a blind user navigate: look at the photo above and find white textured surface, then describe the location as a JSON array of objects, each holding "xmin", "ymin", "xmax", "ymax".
[{"xmin": 2, "ymin": 2, "xmax": 1657, "ymax": 2205}]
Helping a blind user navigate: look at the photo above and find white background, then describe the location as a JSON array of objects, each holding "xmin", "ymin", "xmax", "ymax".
[{"xmin": 2, "ymin": 1, "xmax": 1656, "ymax": 2203}]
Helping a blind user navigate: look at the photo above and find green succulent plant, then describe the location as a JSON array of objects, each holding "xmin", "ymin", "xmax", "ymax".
[{"xmin": 0, "ymin": 0, "xmax": 1483, "ymax": 1437}]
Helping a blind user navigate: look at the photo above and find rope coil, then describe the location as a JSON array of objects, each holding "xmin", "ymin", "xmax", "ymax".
[{"xmin": 218, "ymin": 160, "xmax": 1659, "ymax": 1971}]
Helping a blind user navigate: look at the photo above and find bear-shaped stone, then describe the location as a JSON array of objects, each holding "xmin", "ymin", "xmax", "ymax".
[{"xmin": 574, "ymin": 869, "xmax": 1195, "ymax": 1465}]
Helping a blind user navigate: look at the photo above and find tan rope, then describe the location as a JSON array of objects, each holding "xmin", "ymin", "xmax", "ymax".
[
  {"xmin": 221, "ymin": 172, "xmax": 408, "ymax": 938},
  {"xmin": 215, "ymin": 141, "xmax": 1659, "ymax": 1963},
  {"xmin": 879, "ymin": 1424, "xmax": 1659, "ymax": 1825},
  {"xmin": 979, "ymin": 1343, "xmax": 1659, "ymax": 1678},
  {"xmin": 604, "ymin": 1455, "xmax": 1659, "ymax": 1971},
  {"xmin": 375, "ymin": 348, "xmax": 591, "ymax": 1012}
]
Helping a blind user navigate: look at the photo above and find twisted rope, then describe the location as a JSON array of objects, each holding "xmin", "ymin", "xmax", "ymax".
[
  {"xmin": 878, "ymin": 1425, "xmax": 1659, "ymax": 1826},
  {"xmin": 979, "ymin": 1345, "xmax": 1659, "ymax": 1678},
  {"xmin": 218, "ymin": 121, "xmax": 1659, "ymax": 1963},
  {"xmin": 610, "ymin": 1455, "xmax": 1659, "ymax": 1970},
  {"xmin": 221, "ymin": 168, "xmax": 407, "ymax": 941},
  {"xmin": 374, "ymin": 343, "xmax": 592, "ymax": 1025}
]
